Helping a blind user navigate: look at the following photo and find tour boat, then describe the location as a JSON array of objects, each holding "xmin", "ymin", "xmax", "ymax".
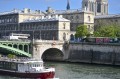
[{"xmin": 0, "ymin": 57, "xmax": 55, "ymax": 79}]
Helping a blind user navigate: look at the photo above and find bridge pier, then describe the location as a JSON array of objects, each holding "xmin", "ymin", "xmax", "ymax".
[{"xmin": 33, "ymin": 44, "xmax": 43, "ymax": 60}]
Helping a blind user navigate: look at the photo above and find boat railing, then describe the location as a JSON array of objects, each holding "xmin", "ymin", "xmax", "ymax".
[{"xmin": 0, "ymin": 56, "xmax": 33, "ymax": 62}]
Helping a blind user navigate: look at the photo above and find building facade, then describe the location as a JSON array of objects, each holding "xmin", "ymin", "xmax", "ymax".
[
  {"xmin": 0, "ymin": 9, "xmax": 70, "ymax": 41},
  {"xmin": 20, "ymin": 15, "xmax": 70, "ymax": 41},
  {"xmin": 94, "ymin": 15, "xmax": 120, "ymax": 30},
  {"xmin": 0, "ymin": 8, "xmax": 44, "ymax": 38},
  {"xmin": 46, "ymin": 7, "xmax": 94, "ymax": 35}
]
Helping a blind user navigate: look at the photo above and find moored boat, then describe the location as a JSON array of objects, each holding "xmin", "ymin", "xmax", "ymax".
[{"xmin": 0, "ymin": 57, "xmax": 55, "ymax": 79}]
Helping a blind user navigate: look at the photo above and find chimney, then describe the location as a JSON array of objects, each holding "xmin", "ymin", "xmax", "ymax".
[{"xmin": 24, "ymin": 8, "xmax": 31, "ymax": 13}]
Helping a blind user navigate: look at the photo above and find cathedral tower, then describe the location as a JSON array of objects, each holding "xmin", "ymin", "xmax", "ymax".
[
  {"xmin": 82, "ymin": 0, "xmax": 95, "ymax": 12},
  {"xmin": 82, "ymin": 0, "xmax": 108, "ymax": 15},
  {"xmin": 96, "ymin": 0, "xmax": 108, "ymax": 15}
]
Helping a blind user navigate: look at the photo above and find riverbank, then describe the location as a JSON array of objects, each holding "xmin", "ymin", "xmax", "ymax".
[{"xmin": 65, "ymin": 43, "xmax": 120, "ymax": 66}]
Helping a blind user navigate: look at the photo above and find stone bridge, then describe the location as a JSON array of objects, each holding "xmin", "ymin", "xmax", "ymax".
[
  {"xmin": 32, "ymin": 40, "xmax": 69, "ymax": 61},
  {"xmin": 0, "ymin": 39, "xmax": 69, "ymax": 61}
]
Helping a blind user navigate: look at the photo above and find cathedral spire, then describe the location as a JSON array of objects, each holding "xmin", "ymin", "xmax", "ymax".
[{"xmin": 66, "ymin": 0, "xmax": 70, "ymax": 10}]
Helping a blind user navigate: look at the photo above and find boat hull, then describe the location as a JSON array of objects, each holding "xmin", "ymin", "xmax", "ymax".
[{"xmin": 0, "ymin": 69, "xmax": 55, "ymax": 79}]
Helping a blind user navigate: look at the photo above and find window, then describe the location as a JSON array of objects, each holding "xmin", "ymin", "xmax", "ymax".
[
  {"xmin": 85, "ymin": 3, "xmax": 87, "ymax": 7},
  {"xmin": 88, "ymin": 16, "xmax": 91, "ymax": 22},
  {"xmin": 92, "ymin": 3, "xmax": 94, "ymax": 12},
  {"xmin": 7, "ymin": 19, "xmax": 9, "ymax": 23},
  {"xmin": 2, "ymin": 19, "xmax": 4, "ymax": 23},
  {"xmin": 97, "ymin": 3, "xmax": 101, "ymax": 12},
  {"xmin": 63, "ymin": 22, "xmax": 66, "ymax": 29},
  {"xmin": 10, "ymin": 18, "xmax": 12, "ymax": 22},
  {"xmin": 76, "ymin": 15, "xmax": 79, "ymax": 19},
  {"xmin": 14, "ymin": 18, "xmax": 17, "ymax": 22}
]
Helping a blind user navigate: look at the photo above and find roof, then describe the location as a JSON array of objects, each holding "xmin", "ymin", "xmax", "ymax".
[
  {"xmin": 0, "ymin": 9, "xmax": 44, "ymax": 16},
  {"xmin": 95, "ymin": 14, "xmax": 120, "ymax": 19},
  {"xmin": 21, "ymin": 15, "xmax": 70, "ymax": 23},
  {"xmin": 54, "ymin": 9, "xmax": 93, "ymax": 14}
]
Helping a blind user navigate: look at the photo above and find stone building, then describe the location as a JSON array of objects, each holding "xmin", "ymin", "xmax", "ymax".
[
  {"xmin": 94, "ymin": 14, "xmax": 120, "ymax": 30},
  {"xmin": 46, "ymin": 7, "xmax": 94, "ymax": 35},
  {"xmin": 20, "ymin": 15, "xmax": 70, "ymax": 41},
  {"xmin": 0, "ymin": 8, "xmax": 44, "ymax": 38},
  {"xmin": 0, "ymin": 9, "xmax": 70, "ymax": 41}
]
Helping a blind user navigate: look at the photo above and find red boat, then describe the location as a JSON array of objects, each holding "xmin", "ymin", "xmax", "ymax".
[{"xmin": 0, "ymin": 57, "xmax": 55, "ymax": 79}]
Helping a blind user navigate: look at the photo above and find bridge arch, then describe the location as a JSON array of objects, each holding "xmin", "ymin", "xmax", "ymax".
[
  {"xmin": 42, "ymin": 48, "xmax": 64, "ymax": 61},
  {"xmin": 13, "ymin": 44, "xmax": 17, "ymax": 48}
]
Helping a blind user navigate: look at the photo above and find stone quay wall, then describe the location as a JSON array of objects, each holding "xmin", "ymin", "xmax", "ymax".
[{"xmin": 67, "ymin": 43, "xmax": 120, "ymax": 65}]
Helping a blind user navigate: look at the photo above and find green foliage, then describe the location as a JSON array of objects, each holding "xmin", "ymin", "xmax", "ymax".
[
  {"xmin": 94, "ymin": 25, "xmax": 120, "ymax": 37},
  {"xmin": 8, "ymin": 54, "xmax": 16, "ymax": 59},
  {"xmin": 75, "ymin": 25, "xmax": 89, "ymax": 38}
]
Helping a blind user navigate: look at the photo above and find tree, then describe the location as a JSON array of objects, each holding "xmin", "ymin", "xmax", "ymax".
[
  {"xmin": 94, "ymin": 25, "xmax": 120, "ymax": 37},
  {"xmin": 8, "ymin": 54, "xmax": 16, "ymax": 59},
  {"xmin": 75, "ymin": 25, "xmax": 89, "ymax": 38}
]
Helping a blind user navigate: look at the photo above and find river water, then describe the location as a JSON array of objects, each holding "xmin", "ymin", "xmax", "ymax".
[{"xmin": 0, "ymin": 62, "xmax": 120, "ymax": 79}]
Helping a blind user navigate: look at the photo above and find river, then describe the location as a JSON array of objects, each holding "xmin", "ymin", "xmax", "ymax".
[{"xmin": 0, "ymin": 62, "xmax": 120, "ymax": 79}]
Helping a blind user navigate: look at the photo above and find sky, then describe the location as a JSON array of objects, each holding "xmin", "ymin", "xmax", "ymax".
[{"xmin": 0, "ymin": 0, "xmax": 120, "ymax": 14}]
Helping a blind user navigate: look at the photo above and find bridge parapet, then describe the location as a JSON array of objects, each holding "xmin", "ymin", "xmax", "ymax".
[{"xmin": 34, "ymin": 40, "xmax": 65, "ymax": 45}]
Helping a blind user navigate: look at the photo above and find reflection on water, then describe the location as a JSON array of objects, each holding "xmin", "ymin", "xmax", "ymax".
[{"xmin": 1, "ymin": 62, "xmax": 120, "ymax": 79}]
